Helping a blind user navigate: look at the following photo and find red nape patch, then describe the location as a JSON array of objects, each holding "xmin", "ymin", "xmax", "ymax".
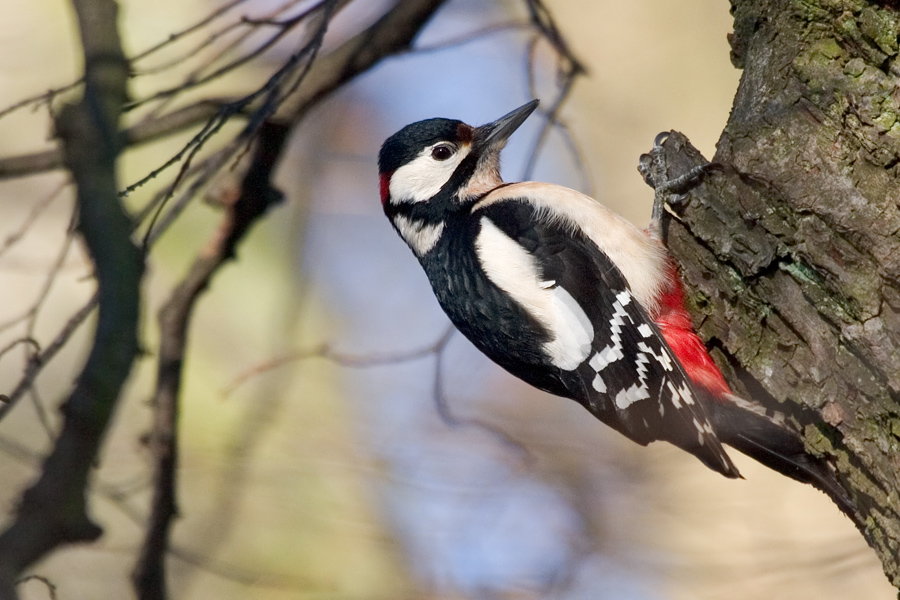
[
  {"xmin": 379, "ymin": 172, "xmax": 393, "ymax": 206},
  {"xmin": 655, "ymin": 262, "xmax": 733, "ymax": 400}
]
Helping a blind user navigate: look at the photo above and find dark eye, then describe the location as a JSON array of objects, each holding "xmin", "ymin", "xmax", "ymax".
[{"xmin": 431, "ymin": 144, "xmax": 455, "ymax": 161}]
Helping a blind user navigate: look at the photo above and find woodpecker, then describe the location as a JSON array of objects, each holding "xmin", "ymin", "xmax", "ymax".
[{"xmin": 378, "ymin": 100, "xmax": 853, "ymax": 515}]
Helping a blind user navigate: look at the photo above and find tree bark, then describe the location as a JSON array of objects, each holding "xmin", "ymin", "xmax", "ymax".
[{"xmin": 658, "ymin": 0, "xmax": 900, "ymax": 586}]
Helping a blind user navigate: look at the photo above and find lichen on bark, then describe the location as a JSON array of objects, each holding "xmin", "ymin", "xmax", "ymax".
[{"xmin": 658, "ymin": 0, "xmax": 900, "ymax": 587}]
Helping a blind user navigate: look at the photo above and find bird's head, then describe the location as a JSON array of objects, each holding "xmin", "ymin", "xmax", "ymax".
[{"xmin": 378, "ymin": 100, "xmax": 539, "ymax": 213}]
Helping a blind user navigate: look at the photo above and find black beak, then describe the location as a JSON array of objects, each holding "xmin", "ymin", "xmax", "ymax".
[{"xmin": 474, "ymin": 99, "xmax": 539, "ymax": 152}]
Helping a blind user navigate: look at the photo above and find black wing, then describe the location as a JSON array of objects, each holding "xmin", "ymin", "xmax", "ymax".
[{"xmin": 479, "ymin": 199, "xmax": 739, "ymax": 477}]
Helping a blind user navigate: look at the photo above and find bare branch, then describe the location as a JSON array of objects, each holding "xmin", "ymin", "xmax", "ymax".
[
  {"xmin": 0, "ymin": 0, "xmax": 453, "ymax": 424},
  {"xmin": 0, "ymin": 0, "xmax": 248, "ymax": 124},
  {"xmin": 222, "ymin": 333, "xmax": 454, "ymax": 397},
  {"xmin": 521, "ymin": 0, "xmax": 584, "ymax": 181},
  {"xmin": 0, "ymin": 435, "xmax": 307, "ymax": 592},
  {"xmin": 0, "ymin": 0, "xmax": 139, "ymax": 594},
  {"xmin": 411, "ymin": 21, "xmax": 530, "ymax": 53},
  {"xmin": 0, "ymin": 0, "xmax": 344, "ymax": 182},
  {"xmin": 132, "ymin": 121, "xmax": 290, "ymax": 600},
  {"xmin": 130, "ymin": 0, "xmax": 250, "ymax": 63},
  {"xmin": 223, "ymin": 325, "xmax": 534, "ymax": 465},
  {"xmin": 0, "ymin": 291, "xmax": 98, "ymax": 421},
  {"xmin": 274, "ymin": 0, "xmax": 447, "ymax": 123}
]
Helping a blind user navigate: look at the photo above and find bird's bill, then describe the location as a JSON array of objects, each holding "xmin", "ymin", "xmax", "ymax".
[{"xmin": 474, "ymin": 99, "xmax": 539, "ymax": 152}]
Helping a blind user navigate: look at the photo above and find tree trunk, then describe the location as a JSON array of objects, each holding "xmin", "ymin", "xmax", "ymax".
[{"xmin": 658, "ymin": 0, "xmax": 900, "ymax": 587}]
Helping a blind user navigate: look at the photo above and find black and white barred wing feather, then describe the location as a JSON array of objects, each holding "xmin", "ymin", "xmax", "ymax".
[{"xmin": 474, "ymin": 196, "xmax": 739, "ymax": 477}]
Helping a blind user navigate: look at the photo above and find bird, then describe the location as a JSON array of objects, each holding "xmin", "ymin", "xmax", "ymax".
[{"xmin": 377, "ymin": 99, "xmax": 853, "ymax": 516}]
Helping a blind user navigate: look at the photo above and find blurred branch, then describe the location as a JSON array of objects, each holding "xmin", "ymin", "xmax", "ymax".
[
  {"xmin": 0, "ymin": 0, "xmax": 452, "ymax": 423},
  {"xmin": 411, "ymin": 21, "xmax": 530, "ymax": 53},
  {"xmin": 0, "ymin": 0, "xmax": 454, "ymax": 181},
  {"xmin": 0, "ymin": 433, "xmax": 308, "ymax": 592},
  {"xmin": 0, "ymin": 0, "xmax": 140, "ymax": 597},
  {"xmin": 0, "ymin": 181, "xmax": 68, "ymax": 258},
  {"xmin": 0, "ymin": 100, "xmax": 233, "ymax": 179},
  {"xmin": 222, "ymin": 329, "xmax": 458, "ymax": 397},
  {"xmin": 275, "ymin": 0, "xmax": 447, "ymax": 123},
  {"xmin": 132, "ymin": 1, "xmax": 452, "ymax": 596},
  {"xmin": 0, "ymin": 292, "xmax": 99, "ymax": 422},
  {"xmin": 223, "ymin": 326, "xmax": 534, "ymax": 465},
  {"xmin": 130, "ymin": 0, "xmax": 250, "ymax": 63},
  {"xmin": 0, "ymin": 0, "xmax": 332, "ymax": 181},
  {"xmin": 132, "ymin": 121, "xmax": 290, "ymax": 600},
  {"xmin": 0, "ymin": 0, "xmax": 249, "ymax": 125},
  {"xmin": 522, "ymin": 0, "xmax": 585, "ymax": 180}
]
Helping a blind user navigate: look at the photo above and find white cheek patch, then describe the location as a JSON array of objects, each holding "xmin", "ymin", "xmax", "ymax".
[
  {"xmin": 393, "ymin": 215, "xmax": 445, "ymax": 257},
  {"xmin": 389, "ymin": 143, "xmax": 471, "ymax": 204},
  {"xmin": 475, "ymin": 217, "xmax": 594, "ymax": 370}
]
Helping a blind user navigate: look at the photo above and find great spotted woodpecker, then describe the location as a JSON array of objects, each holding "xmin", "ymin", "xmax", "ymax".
[{"xmin": 378, "ymin": 100, "xmax": 853, "ymax": 515}]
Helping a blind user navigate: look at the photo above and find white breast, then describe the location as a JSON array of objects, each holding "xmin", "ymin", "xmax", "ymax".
[{"xmin": 474, "ymin": 182, "xmax": 668, "ymax": 314}]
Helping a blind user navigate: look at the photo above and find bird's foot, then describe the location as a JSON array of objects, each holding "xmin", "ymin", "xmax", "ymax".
[{"xmin": 639, "ymin": 132, "xmax": 719, "ymax": 224}]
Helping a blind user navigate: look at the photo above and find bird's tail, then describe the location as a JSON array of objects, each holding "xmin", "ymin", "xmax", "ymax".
[{"xmin": 706, "ymin": 393, "xmax": 856, "ymax": 518}]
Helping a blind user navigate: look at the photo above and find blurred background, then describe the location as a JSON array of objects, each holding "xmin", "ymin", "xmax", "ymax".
[{"xmin": 0, "ymin": 0, "xmax": 893, "ymax": 598}]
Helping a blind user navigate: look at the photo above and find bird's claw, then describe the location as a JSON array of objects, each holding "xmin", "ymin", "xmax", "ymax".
[
  {"xmin": 642, "ymin": 132, "xmax": 717, "ymax": 226},
  {"xmin": 653, "ymin": 131, "xmax": 670, "ymax": 149}
]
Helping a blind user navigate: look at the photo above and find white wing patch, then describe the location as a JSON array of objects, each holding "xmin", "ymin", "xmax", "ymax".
[
  {"xmin": 548, "ymin": 286, "xmax": 595, "ymax": 369},
  {"xmin": 474, "ymin": 183, "xmax": 669, "ymax": 314},
  {"xmin": 389, "ymin": 143, "xmax": 471, "ymax": 204},
  {"xmin": 475, "ymin": 216, "xmax": 594, "ymax": 370},
  {"xmin": 393, "ymin": 215, "xmax": 445, "ymax": 257}
]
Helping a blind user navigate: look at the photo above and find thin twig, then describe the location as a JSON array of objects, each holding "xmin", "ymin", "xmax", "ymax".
[
  {"xmin": 222, "ymin": 330, "xmax": 454, "ymax": 397},
  {"xmin": 134, "ymin": 0, "xmax": 309, "ymax": 125},
  {"xmin": 0, "ymin": 291, "xmax": 99, "ymax": 421},
  {"xmin": 132, "ymin": 121, "xmax": 290, "ymax": 600},
  {"xmin": 0, "ymin": 434, "xmax": 307, "ymax": 591},
  {"xmin": 412, "ymin": 22, "xmax": 530, "ymax": 53},
  {"xmin": 0, "ymin": 338, "xmax": 40, "ymax": 363},
  {"xmin": 0, "ymin": 0, "xmax": 246, "ymax": 124},
  {"xmin": 131, "ymin": 0, "xmax": 250, "ymax": 63},
  {"xmin": 27, "ymin": 387, "xmax": 55, "ymax": 443},
  {"xmin": 25, "ymin": 215, "xmax": 79, "ymax": 340},
  {"xmin": 0, "ymin": 0, "xmax": 140, "ymax": 594},
  {"xmin": 124, "ymin": 0, "xmax": 349, "ymax": 113},
  {"xmin": 129, "ymin": 0, "xmax": 343, "ymax": 228},
  {"xmin": 431, "ymin": 330, "xmax": 534, "ymax": 465},
  {"xmin": 521, "ymin": 0, "xmax": 585, "ymax": 181},
  {"xmin": 0, "ymin": 180, "xmax": 68, "ymax": 258},
  {"xmin": 522, "ymin": 73, "xmax": 579, "ymax": 181},
  {"xmin": 0, "ymin": 84, "xmax": 79, "ymax": 123}
]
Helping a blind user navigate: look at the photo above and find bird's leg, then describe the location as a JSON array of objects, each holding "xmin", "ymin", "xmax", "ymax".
[{"xmin": 639, "ymin": 132, "xmax": 718, "ymax": 240}]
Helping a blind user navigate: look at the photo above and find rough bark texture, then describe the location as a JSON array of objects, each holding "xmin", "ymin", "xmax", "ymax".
[{"xmin": 659, "ymin": 0, "xmax": 900, "ymax": 586}]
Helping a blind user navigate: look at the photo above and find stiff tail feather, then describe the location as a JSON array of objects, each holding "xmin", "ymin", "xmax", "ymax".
[{"xmin": 707, "ymin": 394, "xmax": 856, "ymax": 518}]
